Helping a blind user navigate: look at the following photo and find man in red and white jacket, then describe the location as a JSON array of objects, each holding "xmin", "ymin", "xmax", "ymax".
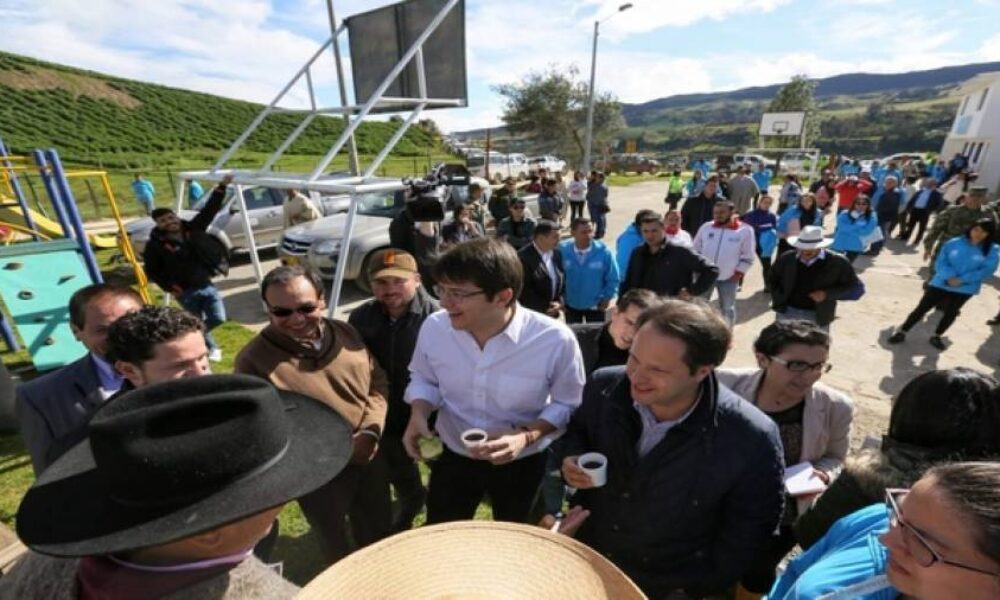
[{"xmin": 692, "ymin": 200, "xmax": 756, "ymax": 327}]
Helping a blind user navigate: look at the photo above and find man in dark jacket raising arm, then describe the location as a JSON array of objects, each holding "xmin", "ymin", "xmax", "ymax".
[
  {"xmin": 554, "ymin": 299, "xmax": 784, "ymax": 599},
  {"xmin": 143, "ymin": 174, "xmax": 232, "ymax": 362}
]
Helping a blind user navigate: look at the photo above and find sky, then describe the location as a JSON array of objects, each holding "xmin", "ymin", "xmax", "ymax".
[{"xmin": 1, "ymin": 0, "xmax": 999, "ymax": 134}]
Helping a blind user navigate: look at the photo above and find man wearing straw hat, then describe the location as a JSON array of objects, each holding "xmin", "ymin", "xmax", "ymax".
[
  {"xmin": 767, "ymin": 225, "xmax": 860, "ymax": 330},
  {"xmin": 0, "ymin": 375, "xmax": 354, "ymax": 599},
  {"xmin": 557, "ymin": 299, "xmax": 784, "ymax": 599},
  {"xmin": 403, "ymin": 238, "xmax": 585, "ymax": 525}
]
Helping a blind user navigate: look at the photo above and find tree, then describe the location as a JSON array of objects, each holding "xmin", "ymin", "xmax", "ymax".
[
  {"xmin": 494, "ymin": 66, "xmax": 625, "ymax": 167},
  {"xmin": 766, "ymin": 75, "xmax": 820, "ymax": 148}
]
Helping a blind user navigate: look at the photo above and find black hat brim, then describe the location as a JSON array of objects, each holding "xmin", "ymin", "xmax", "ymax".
[{"xmin": 16, "ymin": 389, "xmax": 353, "ymax": 557}]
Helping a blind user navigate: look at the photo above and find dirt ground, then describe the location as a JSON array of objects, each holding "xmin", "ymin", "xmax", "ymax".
[{"xmin": 214, "ymin": 180, "xmax": 1000, "ymax": 446}]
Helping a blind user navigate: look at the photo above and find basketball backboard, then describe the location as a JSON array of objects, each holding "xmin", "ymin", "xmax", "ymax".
[{"xmin": 759, "ymin": 112, "xmax": 805, "ymax": 137}]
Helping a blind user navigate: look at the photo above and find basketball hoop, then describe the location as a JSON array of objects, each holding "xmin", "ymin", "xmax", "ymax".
[{"xmin": 771, "ymin": 121, "xmax": 789, "ymax": 136}]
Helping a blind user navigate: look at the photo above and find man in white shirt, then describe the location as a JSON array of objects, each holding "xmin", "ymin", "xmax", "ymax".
[
  {"xmin": 403, "ymin": 238, "xmax": 585, "ymax": 524},
  {"xmin": 692, "ymin": 200, "xmax": 756, "ymax": 327}
]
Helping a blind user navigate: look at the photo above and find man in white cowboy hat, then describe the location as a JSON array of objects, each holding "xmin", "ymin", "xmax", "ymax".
[
  {"xmin": 767, "ymin": 225, "xmax": 860, "ymax": 330},
  {"xmin": 0, "ymin": 374, "xmax": 354, "ymax": 599}
]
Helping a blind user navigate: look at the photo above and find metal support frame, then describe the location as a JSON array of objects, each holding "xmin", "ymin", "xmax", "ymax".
[{"xmin": 174, "ymin": 0, "xmax": 464, "ymax": 312}]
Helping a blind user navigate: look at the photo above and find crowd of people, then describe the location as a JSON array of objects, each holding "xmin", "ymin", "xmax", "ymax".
[{"xmin": 3, "ymin": 154, "xmax": 1000, "ymax": 600}]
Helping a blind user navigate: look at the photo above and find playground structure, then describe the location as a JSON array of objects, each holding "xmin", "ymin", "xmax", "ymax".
[
  {"xmin": 0, "ymin": 138, "xmax": 150, "ymax": 371},
  {"xmin": 172, "ymin": 0, "xmax": 468, "ymax": 316}
]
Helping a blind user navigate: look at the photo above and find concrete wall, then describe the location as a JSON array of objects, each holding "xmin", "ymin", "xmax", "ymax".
[{"xmin": 943, "ymin": 76, "xmax": 1000, "ymax": 194}]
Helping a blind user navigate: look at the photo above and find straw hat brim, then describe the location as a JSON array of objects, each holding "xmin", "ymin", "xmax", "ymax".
[{"xmin": 296, "ymin": 520, "xmax": 647, "ymax": 599}]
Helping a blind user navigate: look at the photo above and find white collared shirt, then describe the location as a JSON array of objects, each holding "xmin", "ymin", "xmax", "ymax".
[
  {"xmin": 573, "ymin": 243, "xmax": 592, "ymax": 264},
  {"xmin": 633, "ymin": 395, "xmax": 700, "ymax": 458},
  {"xmin": 405, "ymin": 305, "xmax": 585, "ymax": 457}
]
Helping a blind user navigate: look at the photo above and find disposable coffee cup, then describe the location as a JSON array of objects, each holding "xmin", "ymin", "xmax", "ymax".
[
  {"xmin": 418, "ymin": 435, "xmax": 443, "ymax": 461},
  {"xmin": 577, "ymin": 452, "xmax": 608, "ymax": 487},
  {"xmin": 461, "ymin": 428, "xmax": 488, "ymax": 450}
]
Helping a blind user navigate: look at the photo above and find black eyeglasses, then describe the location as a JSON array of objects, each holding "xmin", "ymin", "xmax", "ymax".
[
  {"xmin": 511, "ymin": 205, "xmax": 526, "ymax": 210},
  {"xmin": 885, "ymin": 489, "xmax": 1000, "ymax": 577},
  {"xmin": 769, "ymin": 355, "xmax": 831, "ymax": 373},
  {"xmin": 268, "ymin": 303, "xmax": 320, "ymax": 317}
]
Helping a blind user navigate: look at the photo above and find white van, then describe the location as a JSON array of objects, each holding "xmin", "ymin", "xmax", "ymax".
[{"xmin": 466, "ymin": 153, "xmax": 529, "ymax": 182}]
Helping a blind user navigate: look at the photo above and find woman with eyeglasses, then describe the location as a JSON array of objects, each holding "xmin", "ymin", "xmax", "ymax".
[
  {"xmin": 794, "ymin": 368, "xmax": 1000, "ymax": 551},
  {"xmin": 888, "ymin": 218, "xmax": 999, "ymax": 350},
  {"xmin": 831, "ymin": 194, "xmax": 880, "ymax": 263},
  {"xmin": 717, "ymin": 320, "xmax": 854, "ymax": 597},
  {"xmin": 767, "ymin": 461, "xmax": 1000, "ymax": 599}
]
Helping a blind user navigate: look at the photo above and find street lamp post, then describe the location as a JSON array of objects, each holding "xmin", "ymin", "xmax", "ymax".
[{"xmin": 582, "ymin": 2, "xmax": 633, "ymax": 174}]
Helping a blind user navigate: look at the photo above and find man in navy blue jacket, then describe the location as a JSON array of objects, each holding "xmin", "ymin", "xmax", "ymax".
[{"xmin": 555, "ymin": 299, "xmax": 784, "ymax": 599}]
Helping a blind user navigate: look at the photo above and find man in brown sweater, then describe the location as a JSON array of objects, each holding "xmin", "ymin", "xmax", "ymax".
[{"xmin": 236, "ymin": 265, "xmax": 390, "ymax": 564}]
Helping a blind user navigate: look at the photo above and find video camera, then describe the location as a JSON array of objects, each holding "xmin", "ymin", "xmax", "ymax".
[{"xmin": 400, "ymin": 163, "xmax": 472, "ymax": 222}]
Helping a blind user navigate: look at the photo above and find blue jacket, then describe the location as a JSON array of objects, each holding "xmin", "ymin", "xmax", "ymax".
[
  {"xmin": 766, "ymin": 504, "xmax": 898, "ymax": 600},
  {"xmin": 558, "ymin": 369, "xmax": 784, "ymax": 599},
  {"xmin": 559, "ymin": 239, "xmax": 620, "ymax": 310},
  {"xmin": 685, "ymin": 176, "xmax": 706, "ymax": 198},
  {"xmin": 744, "ymin": 209, "xmax": 779, "ymax": 257},
  {"xmin": 615, "ymin": 223, "xmax": 643, "ymax": 276},
  {"xmin": 777, "ymin": 205, "xmax": 822, "ymax": 235},
  {"xmin": 831, "ymin": 210, "xmax": 879, "ymax": 253},
  {"xmin": 752, "ymin": 169, "xmax": 772, "ymax": 192},
  {"xmin": 931, "ymin": 163, "xmax": 948, "ymax": 184},
  {"xmin": 929, "ymin": 235, "xmax": 1000, "ymax": 296},
  {"xmin": 187, "ymin": 180, "xmax": 204, "ymax": 208},
  {"xmin": 131, "ymin": 179, "xmax": 155, "ymax": 201}
]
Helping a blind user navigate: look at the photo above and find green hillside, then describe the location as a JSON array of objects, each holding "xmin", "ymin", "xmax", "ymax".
[
  {"xmin": 0, "ymin": 51, "xmax": 442, "ymax": 169},
  {"xmin": 625, "ymin": 91, "xmax": 958, "ymax": 157}
]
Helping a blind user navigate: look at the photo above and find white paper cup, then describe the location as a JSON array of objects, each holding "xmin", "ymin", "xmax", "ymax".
[
  {"xmin": 577, "ymin": 452, "xmax": 608, "ymax": 487},
  {"xmin": 461, "ymin": 428, "xmax": 489, "ymax": 450}
]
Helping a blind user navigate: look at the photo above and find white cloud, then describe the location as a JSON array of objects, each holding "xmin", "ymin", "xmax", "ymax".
[{"xmin": 981, "ymin": 33, "xmax": 1000, "ymax": 61}]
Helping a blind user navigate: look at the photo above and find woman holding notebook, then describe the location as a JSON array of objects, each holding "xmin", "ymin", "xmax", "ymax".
[{"xmin": 716, "ymin": 319, "xmax": 855, "ymax": 598}]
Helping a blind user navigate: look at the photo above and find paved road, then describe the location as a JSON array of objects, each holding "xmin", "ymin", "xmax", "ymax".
[{"xmin": 215, "ymin": 181, "xmax": 999, "ymax": 442}]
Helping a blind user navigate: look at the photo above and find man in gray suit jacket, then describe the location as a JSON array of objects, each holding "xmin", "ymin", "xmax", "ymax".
[{"xmin": 15, "ymin": 284, "xmax": 143, "ymax": 474}]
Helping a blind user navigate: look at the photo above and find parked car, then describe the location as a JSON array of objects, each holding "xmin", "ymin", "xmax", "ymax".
[
  {"xmin": 466, "ymin": 153, "xmax": 529, "ymax": 182},
  {"xmin": 527, "ymin": 155, "xmax": 567, "ymax": 174},
  {"xmin": 594, "ymin": 154, "xmax": 661, "ymax": 175},
  {"xmin": 732, "ymin": 153, "xmax": 776, "ymax": 171},
  {"xmin": 880, "ymin": 152, "xmax": 927, "ymax": 165},
  {"xmin": 280, "ymin": 184, "xmax": 538, "ymax": 292},
  {"xmin": 124, "ymin": 185, "xmax": 351, "ymax": 255},
  {"xmin": 779, "ymin": 151, "xmax": 813, "ymax": 174}
]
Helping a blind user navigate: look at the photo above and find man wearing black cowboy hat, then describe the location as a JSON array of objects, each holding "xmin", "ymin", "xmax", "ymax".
[{"xmin": 0, "ymin": 375, "xmax": 353, "ymax": 599}]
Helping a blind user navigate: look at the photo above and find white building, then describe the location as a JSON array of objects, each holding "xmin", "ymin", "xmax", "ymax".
[{"xmin": 941, "ymin": 71, "xmax": 1000, "ymax": 194}]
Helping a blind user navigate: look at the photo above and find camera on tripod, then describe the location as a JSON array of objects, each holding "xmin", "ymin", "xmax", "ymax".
[{"xmin": 400, "ymin": 163, "xmax": 472, "ymax": 222}]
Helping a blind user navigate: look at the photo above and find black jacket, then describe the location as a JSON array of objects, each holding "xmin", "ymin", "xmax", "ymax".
[
  {"xmin": 681, "ymin": 193, "xmax": 717, "ymax": 235},
  {"xmin": 556, "ymin": 368, "xmax": 784, "ymax": 599},
  {"xmin": 904, "ymin": 188, "xmax": 944, "ymax": 213},
  {"xmin": 571, "ymin": 322, "xmax": 627, "ymax": 377},
  {"xmin": 143, "ymin": 184, "xmax": 229, "ymax": 294},
  {"xmin": 619, "ymin": 242, "xmax": 718, "ymax": 298},
  {"xmin": 517, "ymin": 243, "xmax": 564, "ymax": 314},
  {"xmin": 348, "ymin": 287, "xmax": 439, "ymax": 436},
  {"xmin": 389, "ymin": 210, "xmax": 441, "ymax": 287},
  {"xmin": 768, "ymin": 250, "xmax": 859, "ymax": 326}
]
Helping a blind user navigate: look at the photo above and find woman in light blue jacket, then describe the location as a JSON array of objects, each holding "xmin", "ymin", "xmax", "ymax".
[
  {"xmin": 831, "ymin": 194, "xmax": 879, "ymax": 263},
  {"xmin": 776, "ymin": 193, "xmax": 823, "ymax": 256},
  {"xmin": 766, "ymin": 462, "xmax": 1000, "ymax": 600},
  {"xmin": 889, "ymin": 219, "xmax": 999, "ymax": 350}
]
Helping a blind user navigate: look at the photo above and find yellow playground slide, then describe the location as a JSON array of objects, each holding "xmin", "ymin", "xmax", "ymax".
[{"xmin": 0, "ymin": 204, "xmax": 117, "ymax": 248}]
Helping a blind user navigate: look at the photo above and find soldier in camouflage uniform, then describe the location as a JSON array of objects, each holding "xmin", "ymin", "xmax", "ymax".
[
  {"xmin": 923, "ymin": 187, "xmax": 999, "ymax": 273},
  {"xmin": 488, "ymin": 177, "xmax": 518, "ymax": 225}
]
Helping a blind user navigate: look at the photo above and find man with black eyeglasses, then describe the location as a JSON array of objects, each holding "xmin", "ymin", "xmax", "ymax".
[
  {"xmin": 235, "ymin": 264, "xmax": 391, "ymax": 565},
  {"xmin": 402, "ymin": 238, "xmax": 584, "ymax": 525}
]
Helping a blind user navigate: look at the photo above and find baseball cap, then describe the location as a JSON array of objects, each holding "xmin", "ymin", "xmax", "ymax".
[{"xmin": 368, "ymin": 249, "xmax": 419, "ymax": 280}]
